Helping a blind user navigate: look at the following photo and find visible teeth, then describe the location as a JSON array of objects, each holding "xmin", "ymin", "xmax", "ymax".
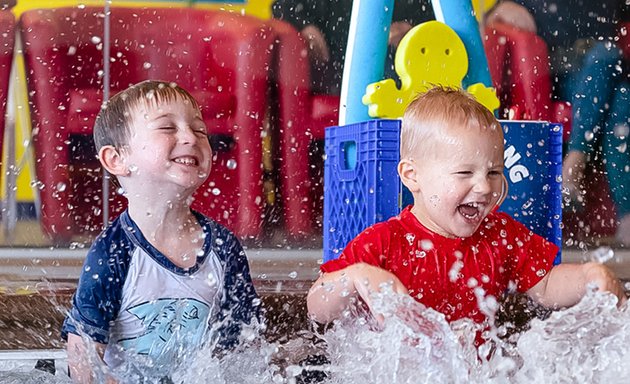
[
  {"xmin": 174, "ymin": 158, "xmax": 195, "ymax": 165},
  {"xmin": 458, "ymin": 203, "xmax": 480, "ymax": 220}
]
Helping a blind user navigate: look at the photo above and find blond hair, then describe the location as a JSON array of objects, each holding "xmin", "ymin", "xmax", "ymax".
[{"xmin": 401, "ymin": 86, "xmax": 501, "ymax": 159}]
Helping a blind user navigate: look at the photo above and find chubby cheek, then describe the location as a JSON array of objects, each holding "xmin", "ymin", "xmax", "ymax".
[
  {"xmin": 200, "ymin": 160, "xmax": 212, "ymax": 179},
  {"xmin": 490, "ymin": 180, "xmax": 505, "ymax": 206},
  {"xmin": 201, "ymin": 149, "xmax": 213, "ymax": 175},
  {"xmin": 441, "ymin": 184, "xmax": 462, "ymax": 209},
  {"xmin": 425, "ymin": 184, "xmax": 459, "ymax": 212}
]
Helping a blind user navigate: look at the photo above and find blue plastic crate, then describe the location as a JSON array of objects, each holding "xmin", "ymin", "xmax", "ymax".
[
  {"xmin": 499, "ymin": 121, "xmax": 563, "ymax": 264},
  {"xmin": 323, "ymin": 120, "xmax": 401, "ymax": 262},
  {"xmin": 323, "ymin": 119, "xmax": 563, "ymax": 264}
]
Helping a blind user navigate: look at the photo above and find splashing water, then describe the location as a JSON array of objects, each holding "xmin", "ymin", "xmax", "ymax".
[
  {"xmin": 296, "ymin": 289, "xmax": 630, "ymax": 384},
  {"xmin": 514, "ymin": 289, "xmax": 630, "ymax": 383},
  {"xmin": 0, "ymin": 370, "xmax": 72, "ymax": 384},
  {"xmin": 6, "ymin": 290, "xmax": 630, "ymax": 383},
  {"xmin": 66, "ymin": 319, "xmax": 282, "ymax": 384},
  {"xmin": 316, "ymin": 293, "xmax": 478, "ymax": 384}
]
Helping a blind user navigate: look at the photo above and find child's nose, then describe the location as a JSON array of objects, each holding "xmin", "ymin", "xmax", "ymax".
[
  {"xmin": 178, "ymin": 126, "xmax": 198, "ymax": 143},
  {"xmin": 473, "ymin": 176, "xmax": 492, "ymax": 194}
]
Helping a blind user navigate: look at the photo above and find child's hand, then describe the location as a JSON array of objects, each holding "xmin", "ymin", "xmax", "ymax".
[
  {"xmin": 348, "ymin": 263, "xmax": 409, "ymax": 322},
  {"xmin": 582, "ymin": 262, "xmax": 627, "ymax": 306}
]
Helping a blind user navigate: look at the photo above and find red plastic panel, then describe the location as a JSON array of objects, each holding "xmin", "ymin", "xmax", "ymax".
[{"xmin": 20, "ymin": 7, "xmax": 272, "ymax": 242}]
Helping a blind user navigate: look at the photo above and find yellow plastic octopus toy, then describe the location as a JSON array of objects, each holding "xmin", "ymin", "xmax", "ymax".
[{"xmin": 362, "ymin": 20, "xmax": 500, "ymax": 118}]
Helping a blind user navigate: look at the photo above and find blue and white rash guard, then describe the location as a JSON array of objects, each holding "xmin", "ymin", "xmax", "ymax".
[{"xmin": 62, "ymin": 209, "xmax": 261, "ymax": 368}]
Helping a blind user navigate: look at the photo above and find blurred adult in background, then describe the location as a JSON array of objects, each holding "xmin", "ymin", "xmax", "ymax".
[
  {"xmin": 487, "ymin": 0, "xmax": 630, "ymax": 245},
  {"xmin": 272, "ymin": 0, "xmax": 434, "ymax": 94}
]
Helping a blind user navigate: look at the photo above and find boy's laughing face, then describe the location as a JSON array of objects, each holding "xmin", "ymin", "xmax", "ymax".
[
  {"xmin": 121, "ymin": 97, "xmax": 213, "ymax": 197},
  {"xmin": 409, "ymin": 124, "xmax": 505, "ymax": 238}
]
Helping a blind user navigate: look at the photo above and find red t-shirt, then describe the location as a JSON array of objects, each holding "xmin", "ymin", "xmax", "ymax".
[{"xmin": 322, "ymin": 206, "xmax": 558, "ymax": 325}]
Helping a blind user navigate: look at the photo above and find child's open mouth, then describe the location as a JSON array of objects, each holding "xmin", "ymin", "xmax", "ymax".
[
  {"xmin": 173, "ymin": 156, "xmax": 199, "ymax": 166},
  {"xmin": 457, "ymin": 202, "xmax": 481, "ymax": 220}
]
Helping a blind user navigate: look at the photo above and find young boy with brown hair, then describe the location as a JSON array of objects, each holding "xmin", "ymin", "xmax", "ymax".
[
  {"xmin": 307, "ymin": 86, "xmax": 626, "ymax": 336},
  {"xmin": 62, "ymin": 80, "xmax": 260, "ymax": 382}
]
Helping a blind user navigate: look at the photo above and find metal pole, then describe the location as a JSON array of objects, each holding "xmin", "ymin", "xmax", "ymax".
[
  {"xmin": 102, "ymin": 0, "xmax": 111, "ymax": 228},
  {"xmin": 3, "ymin": 40, "xmax": 17, "ymax": 241}
]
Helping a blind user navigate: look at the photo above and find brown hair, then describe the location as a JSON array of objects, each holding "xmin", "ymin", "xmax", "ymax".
[
  {"xmin": 401, "ymin": 86, "xmax": 501, "ymax": 159},
  {"xmin": 93, "ymin": 80, "xmax": 200, "ymax": 151}
]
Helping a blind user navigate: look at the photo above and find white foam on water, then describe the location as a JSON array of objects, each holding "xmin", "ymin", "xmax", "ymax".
[
  {"xmin": 309, "ymin": 288, "xmax": 630, "ymax": 384},
  {"xmin": 4, "ymin": 288, "xmax": 630, "ymax": 383}
]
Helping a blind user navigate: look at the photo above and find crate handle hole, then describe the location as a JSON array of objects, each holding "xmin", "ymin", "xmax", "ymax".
[{"xmin": 341, "ymin": 141, "xmax": 357, "ymax": 170}]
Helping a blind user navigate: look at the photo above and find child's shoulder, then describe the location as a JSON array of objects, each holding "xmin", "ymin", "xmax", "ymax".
[
  {"xmin": 88, "ymin": 211, "xmax": 135, "ymax": 256},
  {"xmin": 476, "ymin": 210, "xmax": 540, "ymax": 242},
  {"xmin": 484, "ymin": 210, "xmax": 529, "ymax": 230},
  {"xmin": 192, "ymin": 210, "xmax": 243, "ymax": 256},
  {"xmin": 192, "ymin": 210, "xmax": 237, "ymax": 240},
  {"xmin": 354, "ymin": 208, "xmax": 417, "ymax": 242}
]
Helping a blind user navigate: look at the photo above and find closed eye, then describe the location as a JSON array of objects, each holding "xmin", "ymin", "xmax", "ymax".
[{"xmin": 192, "ymin": 120, "xmax": 208, "ymax": 135}]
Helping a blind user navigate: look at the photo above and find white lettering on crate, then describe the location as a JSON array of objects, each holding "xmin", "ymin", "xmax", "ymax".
[{"xmin": 504, "ymin": 145, "xmax": 530, "ymax": 183}]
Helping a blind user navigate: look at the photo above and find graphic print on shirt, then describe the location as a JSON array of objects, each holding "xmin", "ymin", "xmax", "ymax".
[{"xmin": 118, "ymin": 297, "xmax": 210, "ymax": 358}]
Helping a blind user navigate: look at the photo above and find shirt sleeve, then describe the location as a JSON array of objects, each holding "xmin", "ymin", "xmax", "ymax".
[
  {"xmin": 501, "ymin": 213, "xmax": 559, "ymax": 293},
  {"xmin": 321, "ymin": 223, "xmax": 391, "ymax": 273},
  {"xmin": 212, "ymin": 223, "xmax": 262, "ymax": 351},
  {"xmin": 61, "ymin": 227, "xmax": 132, "ymax": 343}
]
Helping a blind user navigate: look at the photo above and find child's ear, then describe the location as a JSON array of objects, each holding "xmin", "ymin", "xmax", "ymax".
[
  {"xmin": 98, "ymin": 145, "xmax": 128, "ymax": 176},
  {"xmin": 398, "ymin": 158, "xmax": 421, "ymax": 193}
]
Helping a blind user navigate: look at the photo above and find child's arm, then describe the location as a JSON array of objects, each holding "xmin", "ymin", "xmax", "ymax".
[
  {"xmin": 306, "ymin": 262, "xmax": 409, "ymax": 323},
  {"xmin": 527, "ymin": 262, "xmax": 627, "ymax": 308},
  {"xmin": 66, "ymin": 333, "xmax": 117, "ymax": 384}
]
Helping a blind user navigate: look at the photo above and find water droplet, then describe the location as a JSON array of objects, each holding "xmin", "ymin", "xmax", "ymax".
[
  {"xmin": 614, "ymin": 123, "xmax": 630, "ymax": 138},
  {"xmin": 590, "ymin": 247, "xmax": 614, "ymax": 263},
  {"xmin": 584, "ymin": 131, "xmax": 595, "ymax": 142},
  {"xmin": 420, "ymin": 239, "xmax": 433, "ymax": 250}
]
